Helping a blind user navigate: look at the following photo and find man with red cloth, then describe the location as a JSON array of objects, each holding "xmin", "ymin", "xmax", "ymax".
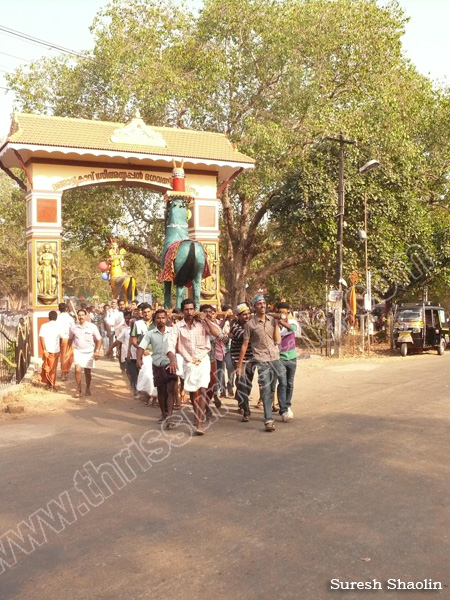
[{"xmin": 39, "ymin": 310, "xmax": 61, "ymax": 391}]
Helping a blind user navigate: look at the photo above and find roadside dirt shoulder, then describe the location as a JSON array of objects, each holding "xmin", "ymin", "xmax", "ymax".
[{"xmin": 0, "ymin": 357, "xmax": 131, "ymax": 421}]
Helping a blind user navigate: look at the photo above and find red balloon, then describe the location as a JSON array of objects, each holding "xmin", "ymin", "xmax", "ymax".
[{"xmin": 98, "ymin": 261, "xmax": 109, "ymax": 272}]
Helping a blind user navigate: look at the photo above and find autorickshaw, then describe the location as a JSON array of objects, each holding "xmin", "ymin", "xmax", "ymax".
[{"xmin": 393, "ymin": 302, "xmax": 449, "ymax": 356}]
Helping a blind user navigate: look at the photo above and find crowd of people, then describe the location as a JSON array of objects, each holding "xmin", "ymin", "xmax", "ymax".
[
  {"xmin": 38, "ymin": 295, "xmax": 299, "ymax": 434},
  {"xmin": 0, "ymin": 310, "xmax": 27, "ymax": 333}
]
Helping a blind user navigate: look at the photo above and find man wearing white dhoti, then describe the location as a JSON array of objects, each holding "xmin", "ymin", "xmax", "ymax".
[
  {"xmin": 167, "ymin": 299, "xmax": 220, "ymax": 435},
  {"xmin": 68, "ymin": 309, "xmax": 102, "ymax": 397}
]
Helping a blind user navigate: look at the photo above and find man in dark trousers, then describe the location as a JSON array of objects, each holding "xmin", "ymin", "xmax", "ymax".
[
  {"xmin": 236, "ymin": 295, "xmax": 289, "ymax": 432},
  {"xmin": 137, "ymin": 309, "xmax": 177, "ymax": 428},
  {"xmin": 229, "ymin": 303, "xmax": 254, "ymax": 422}
]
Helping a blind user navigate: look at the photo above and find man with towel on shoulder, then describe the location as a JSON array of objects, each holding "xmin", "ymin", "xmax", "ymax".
[{"xmin": 167, "ymin": 298, "xmax": 221, "ymax": 435}]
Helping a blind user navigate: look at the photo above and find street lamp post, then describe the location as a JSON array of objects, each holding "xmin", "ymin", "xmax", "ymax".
[
  {"xmin": 363, "ymin": 190, "xmax": 371, "ymax": 355},
  {"xmin": 328, "ymin": 134, "xmax": 380, "ymax": 358},
  {"xmin": 328, "ymin": 133, "xmax": 355, "ymax": 358},
  {"xmin": 358, "ymin": 159, "xmax": 380, "ymax": 355}
]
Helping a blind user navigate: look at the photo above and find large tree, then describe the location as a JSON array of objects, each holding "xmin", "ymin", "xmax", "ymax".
[
  {"xmin": 6, "ymin": 0, "xmax": 450, "ymax": 304},
  {"xmin": 0, "ymin": 173, "xmax": 27, "ymax": 308}
]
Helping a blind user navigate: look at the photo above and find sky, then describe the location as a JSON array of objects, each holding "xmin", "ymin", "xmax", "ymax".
[{"xmin": 1, "ymin": 0, "xmax": 450, "ymax": 140}]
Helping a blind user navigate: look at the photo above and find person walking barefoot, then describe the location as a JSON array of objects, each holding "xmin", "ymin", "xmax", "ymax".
[{"xmin": 167, "ymin": 299, "xmax": 220, "ymax": 435}]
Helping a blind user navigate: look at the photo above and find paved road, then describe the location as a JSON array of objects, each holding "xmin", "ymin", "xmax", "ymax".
[{"xmin": 1, "ymin": 353, "xmax": 449, "ymax": 600}]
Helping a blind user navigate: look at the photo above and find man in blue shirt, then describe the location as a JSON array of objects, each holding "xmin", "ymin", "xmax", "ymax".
[{"xmin": 137, "ymin": 309, "xmax": 176, "ymax": 428}]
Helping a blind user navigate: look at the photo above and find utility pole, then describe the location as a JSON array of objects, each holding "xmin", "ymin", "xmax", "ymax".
[
  {"xmin": 327, "ymin": 132, "xmax": 355, "ymax": 357},
  {"xmin": 364, "ymin": 190, "xmax": 371, "ymax": 357}
]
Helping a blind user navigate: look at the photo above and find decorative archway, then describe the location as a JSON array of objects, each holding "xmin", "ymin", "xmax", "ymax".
[{"xmin": 0, "ymin": 113, "xmax": 254, "ymax": 357}]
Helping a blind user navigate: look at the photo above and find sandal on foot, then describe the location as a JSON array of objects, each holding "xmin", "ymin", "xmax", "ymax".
[{"xmin": 241, "ymin": 414, "xmax": 250, "ymax": 422}]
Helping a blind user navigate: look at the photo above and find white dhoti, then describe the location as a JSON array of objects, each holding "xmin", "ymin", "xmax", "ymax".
[
  {"xmin": 73, "ymin": 348, "xmax": 95, "ymax": 369},
  {"xmin": 137, "ymin": 354, "xmax": 157, "ymax": 397},
  {"xmin": 182, "ymin": 355, "xmax": 210, "ymax": 392},
  {"xmin": 176, "ymin": 353, "xmax": 184, "ymax": 379}
]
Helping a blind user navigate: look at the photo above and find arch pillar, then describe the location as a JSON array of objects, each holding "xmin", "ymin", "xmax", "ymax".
[
  {"xmin": 187, "ymin": 195, "xmax": 221, "ymax": 307},
  {"xmin": 25, "ymin": 189, "xmax": 63, "ymax": 358}
]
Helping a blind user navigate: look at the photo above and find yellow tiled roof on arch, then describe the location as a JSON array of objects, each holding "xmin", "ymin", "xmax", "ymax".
[{"xmin": 2, "ymin": 112, "xmax": 255, "ymax": 169}]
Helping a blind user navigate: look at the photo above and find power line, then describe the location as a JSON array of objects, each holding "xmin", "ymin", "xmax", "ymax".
[
  {"xmin": 0, "ymin": 25, "xmax": 84, "ymax": 58},
  {"xmin": 0, "ymin": 51, "xmax": 32, "ymax": 63}
]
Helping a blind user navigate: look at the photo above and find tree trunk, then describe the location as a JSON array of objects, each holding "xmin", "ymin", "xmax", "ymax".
[{"xmin": 221, "ymin": 247, "xmax": 251, "ymax": 306}]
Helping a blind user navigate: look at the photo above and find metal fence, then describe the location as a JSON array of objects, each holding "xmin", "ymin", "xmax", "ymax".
[
  {"xmin": 296, "ymin": 313, "xmax": 330, "ymax": 357},
  {"xmin": 0, "ymin": 317, "xmax": 31, "ymax": 390}
]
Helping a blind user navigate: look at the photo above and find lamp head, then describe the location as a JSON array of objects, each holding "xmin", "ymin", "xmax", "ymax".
[{"xmin": 359, "ymin": 159, "xmax": 380, "ymax": 175}]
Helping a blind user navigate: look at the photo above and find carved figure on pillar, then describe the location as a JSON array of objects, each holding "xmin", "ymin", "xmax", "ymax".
[
  {"xmin": 201, "ymin": 244, "xmax": 219, "ymax": 301},
  {"xmin": 37, "ymin": 242, "xmax": 58, "ymax": 305}
]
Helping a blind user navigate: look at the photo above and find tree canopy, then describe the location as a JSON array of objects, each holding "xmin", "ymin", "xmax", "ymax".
[
  {"xmin": 0, "ymin": 173, "xmax": 27, "ymax": 308},
  {"xmin": 4, "ymin": 0, "xmax": 450, "ymax": 306}
]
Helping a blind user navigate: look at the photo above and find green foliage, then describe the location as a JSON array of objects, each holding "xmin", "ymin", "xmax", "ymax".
[
  {"xmin": 4, "ymin": 0, "xmax": 450, "ymax": 306},
  {"xmin": 0, "ymin": 174, "xmax": 27, "ymax": 306}
]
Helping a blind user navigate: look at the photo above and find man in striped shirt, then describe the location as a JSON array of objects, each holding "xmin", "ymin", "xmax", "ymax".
[{"xmin": 230, "ymin": 303, "xmax": 255, "ymax": 421}]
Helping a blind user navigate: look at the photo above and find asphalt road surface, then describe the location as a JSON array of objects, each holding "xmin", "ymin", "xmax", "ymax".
[{"xmin": 1, "ymin": 352, "xmax": 449, "ymax": 600}]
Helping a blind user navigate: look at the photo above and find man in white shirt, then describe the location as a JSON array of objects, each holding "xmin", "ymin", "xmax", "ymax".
[
  {"xmin": 130, "ymin": 303, "xmax": 155, "ymax": 403},
  {"xmin": 106, "ymin": 311, "xmax": 132, "ymax": 375},
  {"xmin": 69, "ymin": 309, "xmax": 102, "ymax": 397},
  {"xmin": 57, "ymin": 302, "xmax": 74, "ymax": 381},
  {"xmin": 39, "ymin": 311, "xmax": 62, "ymax": 390},
  {"xmin": 105, "ymin": 299, "xmax": 124, "ymax": 358}
]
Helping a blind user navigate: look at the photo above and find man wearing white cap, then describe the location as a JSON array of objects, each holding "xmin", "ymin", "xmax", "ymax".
[{"xmin": 230, "ymin": 302, "xmax": 254, "ymax": 421}]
